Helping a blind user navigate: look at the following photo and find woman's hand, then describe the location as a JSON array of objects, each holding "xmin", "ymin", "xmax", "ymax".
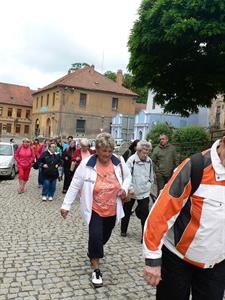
[
  {"xmin": 60, "ymin": 209, "xmax": 69, "ymax": 219},
  {"xmin": 117, "ymin": 188, "xmax": 126, "ymax": 200}
]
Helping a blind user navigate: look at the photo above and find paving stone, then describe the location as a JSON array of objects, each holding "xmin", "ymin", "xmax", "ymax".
[{"xmin": 0, "ymin": 170, "xmax": 223, "ymax": 300}]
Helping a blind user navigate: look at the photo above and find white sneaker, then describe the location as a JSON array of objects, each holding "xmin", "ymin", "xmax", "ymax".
[
  {"xmin": 92, "ymin": 269, "xmax": 103, "ymax": 287},
  {"xmin": 42, "ymin": 196, "xmax": 47, "ymax": 201},
  {"xmin": 48, "ymin": 197, "xmax": 53, "ymax": 201}
]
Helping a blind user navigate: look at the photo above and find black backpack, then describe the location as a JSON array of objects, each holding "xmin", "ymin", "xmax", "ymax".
[{"xmin": 190, "ymin": 153, "xmax": 204, "ymax": 196}]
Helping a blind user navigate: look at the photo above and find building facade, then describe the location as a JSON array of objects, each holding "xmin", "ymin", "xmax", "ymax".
[
  {"xmin": 32, "ymin": 66, "xmax": 137, "ymax": 138},
  {"xmin": 111, "ymin": 89, "xmax": 209, "ymax": 141},
  {"xmin": 0, "ymin": 83, "xmax": 33, "ymax": 138},
  {"xmin": 209, "ymin": 95, "xmax": 225, "ymax": 130}
]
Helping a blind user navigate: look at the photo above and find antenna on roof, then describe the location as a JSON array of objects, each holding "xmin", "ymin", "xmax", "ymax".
[{"xmin": 101, "ymin": 50, "xmax": 104, "ymax": 73}]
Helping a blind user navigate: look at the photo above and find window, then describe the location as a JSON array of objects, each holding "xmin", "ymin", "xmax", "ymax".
[
  {"xmin": 79, "ymin": 93, "xmax": 87, "ymax": 107},
  {"xmin": 47, "ymin": 94, "xmax": 49, "ymax": 106},
  {"xmin": 52, "ymin": 92, "xmax": 55, "ymax": 106},
  {"xmin": 8, "ymin": 108, "xmax": 13, "ymax": 117},
  {"xmin": 26, "ymin": 110, "xmax": 30, "ymax": 119},
  {"xmin": 112, "ymin": 97, "xmax": 118, "ymax": 111},
  {"xmin": 36, "ymin": 97, "xmax": 39, "ymax": 109},
  {"xmin": 6, "ymin": 123, "xmax": 12, "ymax": 133},
  {"xmin": 41, "ymin": 96, "xmax": 43, "ymax": 107},
  {"xmin": 15, "ymin": 124, "xmax": 21, "ymax": 133},
  {"xmin": 76, "ymin": 119, "xmax": 85, "ymax": 133},
  {"xmin": 0, "ymin": 107, "xmax": 3, "ymax": 116},
  {"xmin": 17, "ymin": 109, "xmax": 22, "ymax": 118},
  {"xmin": 24, "ymin": 125, "xmax": 29, "ymax": 134}
]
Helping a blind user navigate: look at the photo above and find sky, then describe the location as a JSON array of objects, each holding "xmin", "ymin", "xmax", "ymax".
[{"xmin": 0, "ymin": 0, "xmax": 142, "ymax": 90}]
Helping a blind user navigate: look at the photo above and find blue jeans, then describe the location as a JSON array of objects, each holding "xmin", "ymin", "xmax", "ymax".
[{"xmin": 42, "ymin": 178, "xmax": 57, "ymax": 197}]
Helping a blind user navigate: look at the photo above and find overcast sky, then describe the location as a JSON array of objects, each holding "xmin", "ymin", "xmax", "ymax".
[{"xmin": 0, "ymin": 0, "xmax": 142, "ymax": 90}]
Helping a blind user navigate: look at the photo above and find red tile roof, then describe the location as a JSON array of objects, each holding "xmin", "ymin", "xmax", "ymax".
[
  {"xmin": 135, "ymin": 103, "xmax": 146, "ymax": 113},
  {"xmin": 0, "ymin": 82, "xmax": 33, "ymax": 107},
  {"xmin": 33, "ymin": 66, "xmax": 138, "ymax": 97}
]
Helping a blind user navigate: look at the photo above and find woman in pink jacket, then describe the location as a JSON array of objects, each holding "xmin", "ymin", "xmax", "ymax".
[{"xmin": 15, "ymin": 138, "xmax": 35, "ymax": 193}]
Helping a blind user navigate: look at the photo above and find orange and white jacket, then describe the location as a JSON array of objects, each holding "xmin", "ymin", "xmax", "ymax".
[{"xmin": 143, "ymin": 139, "xmax": 225, "ymax": 269}]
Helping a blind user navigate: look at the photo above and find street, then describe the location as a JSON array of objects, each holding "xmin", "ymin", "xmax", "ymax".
[{"xmin": 0, "ymin": 170, "xmax": 155, "ymax": 300}]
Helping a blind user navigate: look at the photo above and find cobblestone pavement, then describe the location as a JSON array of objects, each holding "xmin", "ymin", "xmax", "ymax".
[
  {"xmin": 0, "ymin": 171, "xmax": 224, "ymax": 300},
  {"xmin": 0, "ymin": 171, "xmax": 156, "ymax": 300}
]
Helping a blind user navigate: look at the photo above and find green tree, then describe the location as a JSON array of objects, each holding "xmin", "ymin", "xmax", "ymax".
[
  {"xmin": 172, "ymin": 125, "xmax": 210, "ymax": 160},
  {"xmin": 104, "ymin": 71, "xmax": 116, "ymax": 81},
  {"xmin": 128, "ymin": 0, "xmax": 225, "ymax": 116},
  {"xmin": 69, "ymin": 63, "xmax": 90, "ymax": 72},
  {"xmin": 146, "ymin": 122, "xmax": 173, "ymax": 145}
]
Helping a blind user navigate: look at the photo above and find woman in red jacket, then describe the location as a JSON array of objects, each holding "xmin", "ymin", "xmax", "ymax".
[{"xmin": 15, "ymin": 138, "xmax": 35, "ymax": 193}]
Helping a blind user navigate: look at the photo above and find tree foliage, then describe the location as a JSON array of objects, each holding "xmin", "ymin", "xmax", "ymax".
[
  {"xmin": 172, "ymin": 125, "xmax": 210, "ymax": 159},
  {"xmin": 146, "ymin": 122, "xmax": 173, "ymax": 145},
  {"xmin": 128, "ymin": 0, "xmax": 225, "ymax": 116}
]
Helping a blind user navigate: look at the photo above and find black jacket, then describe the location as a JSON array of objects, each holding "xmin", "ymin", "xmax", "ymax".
[{"xmin": 38, "ymin": 150, "xmax": 62, "ymax": 179}]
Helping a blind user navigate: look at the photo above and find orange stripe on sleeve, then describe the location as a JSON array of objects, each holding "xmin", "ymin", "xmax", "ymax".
[{"xmin": 176, "ymin": 195, "xmax": 204, "ymax": 255}]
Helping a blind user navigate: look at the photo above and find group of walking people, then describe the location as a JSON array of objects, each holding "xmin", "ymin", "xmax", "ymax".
[{"xmin": 14, "ymin": 132, "xmax": 225, "ymax": 299}]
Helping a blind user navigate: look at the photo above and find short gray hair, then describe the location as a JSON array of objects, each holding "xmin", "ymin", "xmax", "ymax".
[
  {"xmin": 136, "ymin": 140, "xmax": 152, "ymax": 151},
  {"xmin": 95, "ymin": 133, "xmax": 115, "ymax": 150}
]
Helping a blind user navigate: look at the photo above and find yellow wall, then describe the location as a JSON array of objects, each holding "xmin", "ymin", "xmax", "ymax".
[
  {"xmin": 32, "ymin": 87, "xmax": 136, "ymax": 137},
  {"xmin": 0, "ymin": 103, "xmax": 32, "ymax": 136}
]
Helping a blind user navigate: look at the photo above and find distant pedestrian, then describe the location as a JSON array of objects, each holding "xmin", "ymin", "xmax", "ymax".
[
  {"xmin": 121, "ymin": 140, "xmax": 153, "ymax": 241},
  {"xmin": 15, "ymin": 138, "xmax": 35, "ymax": 193},
  {"xmin": 36, "ymin": 142, "xmax": 62, "ymax": 201},
  {"xmin": 60, "ymin": 133, "xmax": 131, "ymax": 288},
  {"xmin": 62, "ymin": 140, "xmax": 76, "ymax": 193},
  {"xmin": 33, "ymin": 138, "xmax": 41, "ymax": 160},
  {"xmin": 37, "ymin": 139, "xmax": 50, "ymax": 187},
  {"xmin": 71, "ymin": 138, "xmax": 95, "ymax": 172},
  {"xmin": 152, "ymin": 134, "xmax": 177, "ymax": 195}
]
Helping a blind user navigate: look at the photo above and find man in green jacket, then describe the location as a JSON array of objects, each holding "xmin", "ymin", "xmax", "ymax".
[{"xmin": 152, "ymin": 134, "xmax": 177, "ymax": 195}]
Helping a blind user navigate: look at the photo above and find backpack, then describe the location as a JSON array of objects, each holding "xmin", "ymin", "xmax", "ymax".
[{"xmin": 173, "ymin": 153, "xmax": 204, "ymax": 245}]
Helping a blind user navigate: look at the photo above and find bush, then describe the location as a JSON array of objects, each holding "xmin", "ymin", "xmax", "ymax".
[
  {"xmin": 172, "ymin": 126, "xmax": 210, "ymax": 161},
  {"xmin": 146, "ymin": 122, "xmax": 173, "ymax": 145}
]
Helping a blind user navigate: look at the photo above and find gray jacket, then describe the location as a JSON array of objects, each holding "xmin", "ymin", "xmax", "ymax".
[{"xmin": 127, "ymin": 152, "xmax": 154, "ymax": 200}]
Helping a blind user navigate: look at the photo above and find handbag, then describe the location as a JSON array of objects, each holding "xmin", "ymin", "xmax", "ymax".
[{"xmin": 70, "ymin": 161, "xmax": 77, "ymax": 172}]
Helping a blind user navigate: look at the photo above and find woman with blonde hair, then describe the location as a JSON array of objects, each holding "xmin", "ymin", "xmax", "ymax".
[
  {"xmin": 15, "ymin": 138, "xmax": 35, "ymax": 193},
  {"xmin": 61, "ymin": 133, "xmax": 131, "ymax": 288}
]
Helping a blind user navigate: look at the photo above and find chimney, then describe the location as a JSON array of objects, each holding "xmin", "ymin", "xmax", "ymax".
[
  {"xmin": 90, "ymin": 65, "xmax": 95, "ymax": 74},
  {"xmin": 116, "ymin": 69, "xmax": 123, "ymax": 86}
]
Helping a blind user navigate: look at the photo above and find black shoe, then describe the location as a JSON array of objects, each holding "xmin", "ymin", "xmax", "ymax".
[{"xmin": 121, "ymin": 232, "xmax": 127, "ymax": 237}]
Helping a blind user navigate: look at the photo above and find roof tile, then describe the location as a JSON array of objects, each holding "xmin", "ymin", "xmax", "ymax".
[
  {"xmin": 0, "ymin": 82, "xmax": 33, "ymax": 107},
  {"xmin": 33, "ymin": 67, "xmax": 137, "ymax": 97}
]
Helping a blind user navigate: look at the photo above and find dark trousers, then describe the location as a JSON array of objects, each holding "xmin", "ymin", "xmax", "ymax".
[
  {"xmin": 156, "ymin": 174, "xmax": 171, "ymax": 195},
  {"xmin": 121, "ymin": 197, "xmax": 149, "ymax": 236},
  {"xmin": 63, "ymin": 167, "xmax": 73, "ymax": 191},
  {"xmin": 88, "ymin": 211, "xmax": 116, "ymax": 259},
  {"xmin": 157, "ymin": 246, "xmax": 225, "ymax": 300},
  {"xmin": 38, "ymin": 167, "xmax": 44, "ymax": 186}
]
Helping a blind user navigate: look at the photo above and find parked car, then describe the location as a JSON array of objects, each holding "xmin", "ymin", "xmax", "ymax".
[{"xmin": 0, "ymin": 142, "xmax": 18, "ymax": 179}]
